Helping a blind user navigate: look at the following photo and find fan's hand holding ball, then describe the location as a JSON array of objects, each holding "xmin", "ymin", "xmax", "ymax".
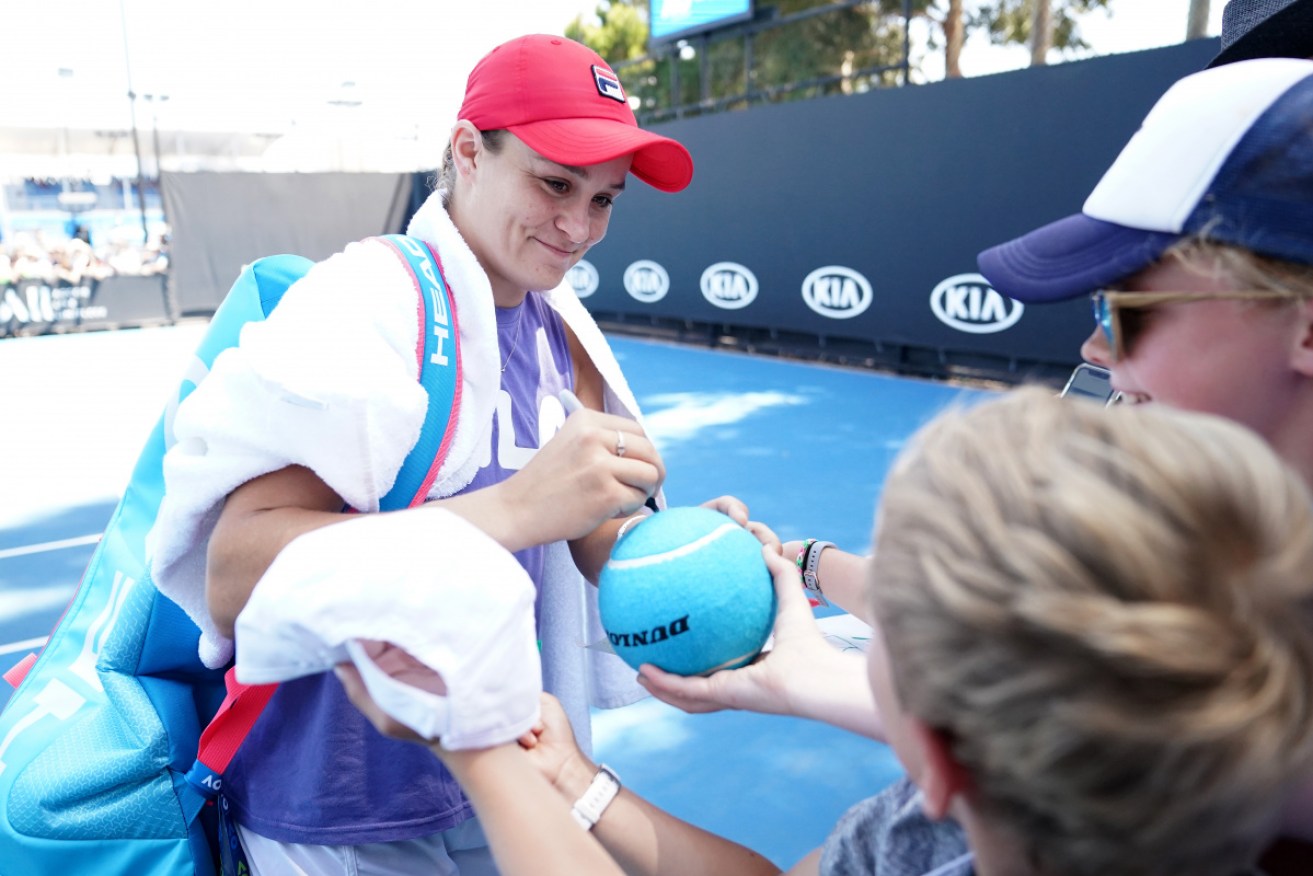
[{"xmin": 599, "ymin": 506, "xmax": 777, "ymax": 677}]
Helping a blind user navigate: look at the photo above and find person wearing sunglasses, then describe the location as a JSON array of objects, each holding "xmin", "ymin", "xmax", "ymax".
[
  {"xmin": 639, "ymin": 54, "xmax": 1313, "ymax": 874},
  {"xmin": 978, "ymin": 58, "xmax": 1313, "ymax": 499}
]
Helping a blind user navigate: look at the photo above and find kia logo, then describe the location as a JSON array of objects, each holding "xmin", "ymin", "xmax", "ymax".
[
  {"xmin": 930, "ymin": 273, "xmax": 1023, "ymax": 334},
  {"xmin": 700, "ymin": 262, "xmax": 758, "ymax": 310},
  {"xmin": 801, "ymin": 266, "xmax": 872, "ymax": 319},
  {"xmin": 623, "ymin": 260, "xmax": 670, "ymax": 303},
  {"xmin": 567, "ymin": 260, "xmax": 599, "ymax": 299}
]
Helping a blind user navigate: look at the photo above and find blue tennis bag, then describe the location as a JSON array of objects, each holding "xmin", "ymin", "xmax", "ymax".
[{"xmin": 0, "ymin": 235, "xmax": 461, "ymax": 875}]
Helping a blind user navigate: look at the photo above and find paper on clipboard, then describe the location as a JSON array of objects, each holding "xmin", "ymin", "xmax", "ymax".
[{"xmin": 815, "ymin": 613, "xmax": 873, "ymax": 653}]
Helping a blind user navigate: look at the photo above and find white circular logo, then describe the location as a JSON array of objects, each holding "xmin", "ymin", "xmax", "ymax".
[
  {"xmin": 699, "ymin": 262, "xmax": 759, "ymax": 310},
  {"xmin": 567, "ymin": 260, "xmax": 599, "ymax": 299},
  {"xmin": 623, "ymin": 260, "xmax": 670, "ymax": 303},
  {"xmin": 801, "ymin": 266, "xmax": 872, "ymax": 319},
  {"xmin": 929, "ymin": 273, "xmax": 1024, "ymax": 334}
]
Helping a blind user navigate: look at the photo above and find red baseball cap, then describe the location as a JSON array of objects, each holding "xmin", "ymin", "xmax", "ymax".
[{"xmin": 458, "ymin": 34, "xmax": 694, "ymax": 193}]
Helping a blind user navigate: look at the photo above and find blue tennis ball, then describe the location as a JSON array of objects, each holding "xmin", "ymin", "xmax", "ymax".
[{"xmin": 599, "ymin": 506, "xmax": 776, "ymax": 677}]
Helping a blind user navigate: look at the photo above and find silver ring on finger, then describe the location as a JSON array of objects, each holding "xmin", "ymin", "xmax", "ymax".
[{"xmin": 615, "ymin": 429, "xmax": 627, "ymax": 458}]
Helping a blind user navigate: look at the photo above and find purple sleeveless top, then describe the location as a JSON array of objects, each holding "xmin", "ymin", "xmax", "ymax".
[{"xmin": 224, "ymin": 292, "xmax": 575, "ymax": 845}]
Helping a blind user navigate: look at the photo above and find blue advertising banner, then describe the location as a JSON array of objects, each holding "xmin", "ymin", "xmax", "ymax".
[{"xmin": 650, "ymin": 0, "xmax": 753, "ymax": 43}]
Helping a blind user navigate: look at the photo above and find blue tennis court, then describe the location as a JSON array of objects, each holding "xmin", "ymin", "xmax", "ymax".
[{"xmin": 0, "ymin": 324, "xmax": 995, "ymax": 867}]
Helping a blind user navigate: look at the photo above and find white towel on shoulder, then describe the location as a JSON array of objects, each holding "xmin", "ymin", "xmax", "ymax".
[{"xmin": 147, "ymin": 193, "xmax": 647, "ymax": 739}]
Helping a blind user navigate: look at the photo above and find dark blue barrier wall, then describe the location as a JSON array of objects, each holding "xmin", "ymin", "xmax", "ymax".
[
  {"xmin": 559, "ymin": 39, "xmax": 1221, "ymax": 377},
  {"xmin": 1, "ymin": 276, "xmax": 171, "ymax": 338}
]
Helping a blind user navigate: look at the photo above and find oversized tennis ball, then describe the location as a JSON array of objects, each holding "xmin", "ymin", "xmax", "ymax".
[{"xmin": 598, "ymin": 506, "xmax": 776, "ymax": 677}]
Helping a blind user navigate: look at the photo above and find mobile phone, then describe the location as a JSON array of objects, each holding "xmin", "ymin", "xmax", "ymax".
[{"xmin": 1060, "ymin": 363, "xmax": 1121, "ymax": 406}]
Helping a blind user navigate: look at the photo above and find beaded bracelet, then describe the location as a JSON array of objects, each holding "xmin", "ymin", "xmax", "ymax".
[
  {"xmin": 796, "ymin": 538, "xmax": 833, "ymax": 607},
  {"xmin": 794, "ymin": 539, "xmax": 817, "ymax": 575}
]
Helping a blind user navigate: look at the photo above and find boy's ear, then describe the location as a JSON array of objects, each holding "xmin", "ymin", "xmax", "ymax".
[
  {"xmin": 908, "ymin": 717, "xmax": 971, "ymax": 821},
  {"xmin": 1292, "ymin": 297, "xmax": 1313, "ymax": 378}
]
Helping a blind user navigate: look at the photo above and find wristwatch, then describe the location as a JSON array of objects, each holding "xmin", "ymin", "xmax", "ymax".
[
  {"xmin": 571, "ymin": 764, "xmax": 622, "ymax": 830},
  {"xmin": 802, "ymin": 539, "xmax": 834, "ymax": 607}
]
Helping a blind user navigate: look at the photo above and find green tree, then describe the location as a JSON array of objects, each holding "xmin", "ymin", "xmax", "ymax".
[
  {"xmin": 875, "ymin": 0, "xmax": 1112, "ymax": 77},
  {"xmin": 968, "ymin": 0, "xmax": 1114, "ymax": 65},
  {"xmin": 566, "ymin": 0, "xmax": 1116, "ymax": 114},
  {"xmin": 567, "ymin": 3, "xmax": 668, "ymax": 114},
  {"xmin": 750, "ymin": 1, "xmax": 900, "ymax": 97},
  {"xmin": 569, "ymin": 1, "xmax": 910, "ymax": 117},
  {"xmin": 1186, "ymin": 0, "xmax": 1211, "ymax": 40},
  {"xmin": 944, "ymin": 0, "xmax": 966, "ymax": 77},
  {"xmin": 565, "ymin": 2, "xmax": 648, "ymax": 61}
]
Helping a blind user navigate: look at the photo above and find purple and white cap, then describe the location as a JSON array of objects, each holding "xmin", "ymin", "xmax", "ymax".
[{"xmin": 978, "ymin": 58, "xmax": 1313, "ymax": 303}]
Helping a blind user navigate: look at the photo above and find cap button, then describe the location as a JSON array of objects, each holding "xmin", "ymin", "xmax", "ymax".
[{"xmin": 551, "ymin": 38, "xmax": 562, "ymax": 44}]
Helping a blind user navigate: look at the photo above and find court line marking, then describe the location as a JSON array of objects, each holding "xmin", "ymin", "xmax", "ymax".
[
  {"xmin": 0, "ymin": 534, "xmax": 101, "ymax": 561},
  {"xmin": 0, "ymin": 534, "xmax": 101, "ymax": 663},
  {"xmin": 0, "ymin": 636, "xmax": 48, "ymax": 657}
]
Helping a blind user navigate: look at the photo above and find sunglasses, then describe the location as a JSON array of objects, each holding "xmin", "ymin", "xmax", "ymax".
[{"xmin": 1091, "ymin": 289, "xmax": 1307, "ymax": 361}]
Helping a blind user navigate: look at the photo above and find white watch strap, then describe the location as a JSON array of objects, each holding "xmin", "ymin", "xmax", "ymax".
[
  {"xmin": 571, "ymin": 764, "xmax": 622, "ymax": 830},
  {"xmin": 803, "ymin": 540, "xmax": 834, "ymax": 607}
]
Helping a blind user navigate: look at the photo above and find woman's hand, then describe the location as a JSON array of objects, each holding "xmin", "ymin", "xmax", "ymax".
[
  {"xmin": 505, "ymin": 410, "xmax": 665, "ymax": 545},
  {"xmin": 639, "ymin": 548, "xmax": 842, "ymax": 717},
  {"xmin": 334, "ymin": 640, "xmax": 443, "ymax": 745},
  {"xmin": 442, "ymin": 409, "xmax": 666, "ymax": 555},
  {"xmin": 699, "ymin": 494, "xmax": 783, "ymax": 554},
  {"xmin": 517, "ymin": 693, "xmax": 598, "ymax": 801},
  {"xmin": 640, "ymin": 548, "xmax": 885, "ymax": 740},
  {"xmin": 637, "ymin": 548, "xmax": 826, "ymax": 715}
]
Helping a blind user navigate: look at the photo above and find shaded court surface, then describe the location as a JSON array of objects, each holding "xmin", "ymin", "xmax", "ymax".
[{"xmin": 0, "ymin": 324, "xmax": 994, "ymax": 868}]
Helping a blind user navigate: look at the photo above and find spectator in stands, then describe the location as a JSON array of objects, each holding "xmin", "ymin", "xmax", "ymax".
[
  {"xmin": 11, "ymin": 234, "xmax": 54, "ymax": 284},
  {"xmin": 342, "ymin": 386, "xmax": 1313, "ymax": 876},
  {"xmin": 150, "ymin": 32, "xmax": 769, "ymax": 876},
  {"xmin": 66, "ymin": 219, "xmax": 92, "ymax": 245},
  {"xmin": 103, "ymin": 234, "xmax": 148, "ymax": 276},
  {"xmin": 139, "ymin": 229, "xmax": 169, "ymax": 275},
  {"xmin": 51, "ymin": 237, "xmax": 97, "ymax": 286}
]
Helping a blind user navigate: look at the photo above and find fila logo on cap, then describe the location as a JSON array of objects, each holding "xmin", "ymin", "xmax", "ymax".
[{"xmin": 593, "ymin": 65, "xmax": 626, "ymax": 102}]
